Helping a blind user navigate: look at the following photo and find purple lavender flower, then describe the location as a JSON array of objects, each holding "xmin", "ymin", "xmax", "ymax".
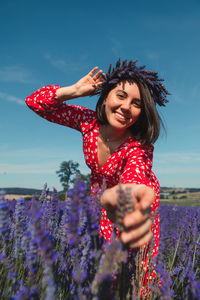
[
  {"xmin": 13, "ymin": 198, "xmax": 27, "ymax": 258},
  {"xmin": 0, "ymin": 190, "xmax": 10, "ymax": 242},
  {"xmin": 41, "ymin": 188, "xmax": 51, "ymax": 230},
  {"xmin": 49, "ymin": 187, "xmax": 59, "ymax": 224},
  {"xmin": 26, "ymin": 225, "xmax": 39, "ymax": 277},
  {"xmin": 91, "ymin": 236, "xmax": 125, "ymax": 298},
  {"xmin": 30, "ymin": 198, "xmax": 56, "ymax": 265},
  {"xmin": 10, "ymin": 285, "xmax": 30, "ymax": 300},
  {"xmin": 65, "ymin": 178, "xmax": 83, "ymax": 248},
  {"xmin": 39, "ymin": 183, "xmax": 49, "ymax": 205},
  {"xmin": 42, "ymin": 264, "xmax": 56, "ymax": 300}
]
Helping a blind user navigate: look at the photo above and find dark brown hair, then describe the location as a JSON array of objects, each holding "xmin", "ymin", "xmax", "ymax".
[{"xmin": 96, "ymin": 79, "xmax": 162, "ymax": 146}]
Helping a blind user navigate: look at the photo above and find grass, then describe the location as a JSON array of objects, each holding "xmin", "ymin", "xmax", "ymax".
[{"xmin": 160, "ymin": 198, "xmax": 200, "ymax": 207}]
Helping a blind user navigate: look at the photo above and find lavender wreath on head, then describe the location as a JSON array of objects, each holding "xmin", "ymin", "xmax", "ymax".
[{"xmin": 94, "ymin": 58, "xmax": 170, "ymax": 107}]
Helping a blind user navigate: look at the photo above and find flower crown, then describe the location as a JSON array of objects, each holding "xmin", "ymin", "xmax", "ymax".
[{"xmin": 94, "ymin": 58, "xmax": 170, "ymax": 106}]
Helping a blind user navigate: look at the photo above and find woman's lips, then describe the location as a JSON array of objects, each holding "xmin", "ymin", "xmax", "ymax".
[{"xmin": 114, "ymin": 112, "xmax": 129, "ymax": 122}]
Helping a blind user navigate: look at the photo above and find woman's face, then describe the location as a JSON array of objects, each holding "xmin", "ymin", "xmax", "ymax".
[{"xmin": 103, "ymin": 81, "xmax": 142, "ymax": 132}]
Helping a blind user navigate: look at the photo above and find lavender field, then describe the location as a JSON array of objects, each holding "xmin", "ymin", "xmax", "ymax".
[{"xmin": 0, "ymin": 179, "xmax": 199, "ymax": 299}]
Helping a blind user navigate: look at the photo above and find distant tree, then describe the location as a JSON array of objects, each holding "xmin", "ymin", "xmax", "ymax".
[{"xmin": 56, "ymin": 160, "xmax": 80, "ymax": 192}]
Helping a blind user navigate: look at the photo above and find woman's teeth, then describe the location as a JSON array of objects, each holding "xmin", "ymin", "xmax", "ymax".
[{"xmin": 115, "ymin": 112, "xmax": 126, "ymax": 120}]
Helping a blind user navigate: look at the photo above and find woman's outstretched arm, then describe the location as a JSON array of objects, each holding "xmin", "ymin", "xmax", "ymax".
[{"xmin": 100, "ymin": 184, "xmax": 154, "ymax": 249}]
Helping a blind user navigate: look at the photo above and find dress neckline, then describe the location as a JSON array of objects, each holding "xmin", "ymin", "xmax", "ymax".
[{"xmin": 95, "ymin": 122, "xmax": 134, "ymax": 170}]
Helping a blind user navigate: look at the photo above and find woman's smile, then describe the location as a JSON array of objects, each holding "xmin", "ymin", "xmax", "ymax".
[{"xmin": 114, "ymin": 111, "xmax": 129, "ymax": 122}]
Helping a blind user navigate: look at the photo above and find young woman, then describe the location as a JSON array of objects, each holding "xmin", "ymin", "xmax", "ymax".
[{"xmin": 25, "ymin": 59, "xmax": 169, "ymax": 285}]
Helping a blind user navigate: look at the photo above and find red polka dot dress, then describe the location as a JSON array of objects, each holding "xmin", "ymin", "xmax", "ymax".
[{"xmin": 26, "ymin": 85, "xmax": 160, "ymax": 279}]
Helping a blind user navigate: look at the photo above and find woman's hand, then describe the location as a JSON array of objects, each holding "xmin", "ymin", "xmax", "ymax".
[
  {"xmin": 100, "ymin": 183, "xmax": 154, "ymax": 249},
  {"xmin": 56, "ymin": 67, "xmax": 103, "ymax": 101},
  {"xmin": 74, "ymin": 67, "xmax": 103, "ymax": 97}
]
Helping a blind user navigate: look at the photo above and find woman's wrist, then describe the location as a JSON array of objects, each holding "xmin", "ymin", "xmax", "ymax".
[{"xmin": 55, "ymin": 84, "xmax": 79, "ymax": 102}]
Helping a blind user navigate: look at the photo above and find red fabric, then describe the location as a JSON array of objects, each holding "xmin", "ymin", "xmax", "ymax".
[{"xmin": 26, "ymin": 84, "xmax": 160, "ymax": 282}]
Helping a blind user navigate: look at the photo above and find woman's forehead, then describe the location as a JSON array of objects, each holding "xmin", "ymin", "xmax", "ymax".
[{"xmin": 113, "ymin": 81, "xmax": 141, "ymax": 97}]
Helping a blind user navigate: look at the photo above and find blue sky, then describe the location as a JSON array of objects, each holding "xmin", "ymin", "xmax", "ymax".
[{"xmin": 0, "ymin": 0, "xmax": 200, "ymax": 190}]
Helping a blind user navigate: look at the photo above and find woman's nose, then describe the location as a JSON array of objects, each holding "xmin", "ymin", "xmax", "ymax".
[{"xmin": 121, "ymin": 101, "xmax": 131, "ymax": 110}]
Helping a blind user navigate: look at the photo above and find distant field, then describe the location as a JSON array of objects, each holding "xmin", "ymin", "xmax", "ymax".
[
  {"xmin": 160, "ymin": 198, "xmax": 200, "ymax": 207},
  {"xmin": 5, "ymin": 195, "xmax": 200, "ymax": 207},
  {"xmin": 160, "ymin": 191, "xmax": 200, "ymax": 206},
  {"xmin": 5, "ymin": 194, "xmax": 33, "ymax": 201},
  {"xmin": 3, "ymin": 187, "xmax": 200, "ymax": 206}
]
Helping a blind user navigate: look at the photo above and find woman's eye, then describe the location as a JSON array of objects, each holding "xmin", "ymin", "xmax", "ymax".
[
  {"xmin": 117, "ymin": 94, "xmax": 125, "ymax": 98},
  {"xmin": 132, "ymin": 100, "xmax": 141, "ymax": 107}
]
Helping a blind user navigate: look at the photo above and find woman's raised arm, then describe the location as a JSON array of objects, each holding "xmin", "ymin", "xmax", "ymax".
[{"xmin": 25, "ymin": 67, "xmax": 103, "ymax": 131}]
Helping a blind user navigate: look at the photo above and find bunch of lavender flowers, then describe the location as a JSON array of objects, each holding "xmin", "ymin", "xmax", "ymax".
[
  {"xmin": 115, "ymin": 185, "xmax": 134, "ymax": 299},
  {"xmin": 116, "ymin": 185, "xmax": 134, "ymax": 234},
  {"xmin": 91, "ymin": 184, "xmax": 144, "ymax": 300},
  {"xmin": 91, "ymin": 234, "xmax": 125, "ymax": 300},
  {"xmin": 114, "ymin": 185, "xmax": 161, "ymax": 299}
]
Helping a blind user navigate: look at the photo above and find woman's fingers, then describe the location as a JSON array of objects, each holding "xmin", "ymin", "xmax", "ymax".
[
  {"xmin": 88, "ymin": 67, "xmax": 99, "ymax": 77},
  {"xmin": 132, "ymin": 185, "xmax": 154, "ymax": 210},
  {"xmin": 128, "ymin": 230, "xmax": 153, "ymax": 249},
  {"xmin": 93, "ymin": 70, "xmax": 103, "ymax": 82},
  {"xmin": 101, "ymin": 183, "xmax": 155, "ymax": 249},
  {"xmin": 118, "ymin": 184, "xmax": 155, "ymax": 248},
  {"xmin": 120, "ymin": 218, "xmax": 152, "ymax": 246},
  {"xmin": 123, "ymin": 207, "xmax": 150, "ymax": 228},
  {"xmin": 88, "ymin": 67, "xmax": 103, "ymax": 82}
]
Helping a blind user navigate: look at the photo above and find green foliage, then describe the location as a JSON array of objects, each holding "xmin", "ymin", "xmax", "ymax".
[
  {"xmin": 56, "ymin": 160, "xmax": 91, "ymax": 194},
  {"xmin": 56, "ymin": 160, "xmax": 80, "ymax": 192}
]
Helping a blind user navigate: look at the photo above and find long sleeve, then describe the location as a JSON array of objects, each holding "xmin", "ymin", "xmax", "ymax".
[{"xmin": 25, "ymin": 85, "xmax": 96, "ymax": 132}]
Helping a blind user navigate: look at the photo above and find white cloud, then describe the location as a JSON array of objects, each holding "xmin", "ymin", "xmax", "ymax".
[
  {"xmin": 0, "ymin": 146, "xmax": 90, "ymax": 175},
  {"xmin": 0, "ymin": 92, "xmax": 24, "ymax": 105},
  {"xmin": 155, "ymin": 165, "xmax": 200, "ymax": 175},
  {"xmin": 44, "ymin": 54, "xmax": 67, "ymax": 69},
  {"xmin": 0, "ymin": 146, "xmax": 81, "ymax": 160},
  {"xmin": 0, "ymin": 161, "xmax": 90, "ymax": 176},
  {"xmin": 145, "ymin": 51, "xmax": 160, "ymax": 61},
  {"xmin": 0, "ymin": 162, "xmax": 57, "ymax": 174},
  {"xmin": 44, "ymin": 53, "xmax": 89, "ymax": 72},
  {"xmin": 153, "ymin": 151, "xmax": 200, "ymax": 178},
  {"xmin": 0, "ymin": 66, "xmax": 34, "ymax": 83},
  {"xmin": 155, "ymin": 152, "xmax": 200, "ymax": 164},
  {"xmin": 191, "ymin": 83, "xmax": 200, "ymax": 99},
  {"xmin": 109, "ymin": 37, "xmax": 125, "ymax": 57}
]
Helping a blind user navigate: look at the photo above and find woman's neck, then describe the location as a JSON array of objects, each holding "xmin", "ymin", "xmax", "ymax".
[{"xmin": 99, "ymin": 124, "xmax": 132, "ymax": 143}]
